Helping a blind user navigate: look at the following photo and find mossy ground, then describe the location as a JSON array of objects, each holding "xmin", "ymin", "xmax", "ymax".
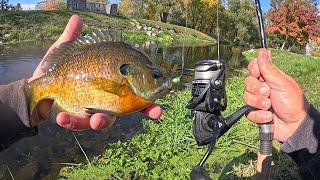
[{"xmin": 58, "ymin": 49, "xmax": 320, "ymax": 179}]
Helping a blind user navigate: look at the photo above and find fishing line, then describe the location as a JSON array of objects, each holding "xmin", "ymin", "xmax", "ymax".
[
  {"xmin": 216, "ymin": 1, "xmax": 220, "ymax": 60},
  {"xmin": 181, "ymin": 38, "xmax": 185, "ymax": 79},
  {"xmin": 172, "ymin": 18, "xmax": 187, "ymax": 84}
]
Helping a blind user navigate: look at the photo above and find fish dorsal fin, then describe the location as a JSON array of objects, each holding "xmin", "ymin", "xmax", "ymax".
[{"xmin": 41, "ymin": 30, "xmax": 124, "ymax": 72}]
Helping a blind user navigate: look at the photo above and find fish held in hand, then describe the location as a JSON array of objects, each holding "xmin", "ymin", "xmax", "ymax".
[{"xmin": 26, "ymin": 31, "xmax": 172, "ymax": 126}]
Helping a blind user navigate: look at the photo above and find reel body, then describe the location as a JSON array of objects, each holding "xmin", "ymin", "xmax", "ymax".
[
  {"xmin": 187, "ymin": 60, "xmax": 226, "ymax": 146},
  {"xmin": 187, "ymin": 60, "xmax": 255, "ymax": 179}
]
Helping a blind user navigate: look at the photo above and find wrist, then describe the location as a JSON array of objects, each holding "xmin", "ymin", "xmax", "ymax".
[
  {"xmin": 282, "ymin": 101, "xmax": 310, "ymax": 142},
  {"xmin": 283, "ymin": 117, "xmax": 307, "ymax": 142},
  {"xmin": 285, "ymin": 97, "xmax": 310, "ymax": 141},
  {"xmin": 281, "ymin": 104, "xmax": 319, "ymax": 154}
]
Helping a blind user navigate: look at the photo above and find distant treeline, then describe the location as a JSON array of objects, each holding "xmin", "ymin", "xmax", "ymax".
[{"xmin": 119, "ymin": 0, "xmax": 319, "ymax": 51}]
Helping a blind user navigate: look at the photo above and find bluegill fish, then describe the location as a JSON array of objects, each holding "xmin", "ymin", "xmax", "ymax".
[{"xmin": 26, "ymin": 31, "xmax": 172, "ymax": 126}]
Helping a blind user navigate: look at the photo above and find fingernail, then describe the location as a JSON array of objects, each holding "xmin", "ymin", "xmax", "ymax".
[
  {"xmin": 261, "ymin": 100, "xmax": 270, "ymax": 109},
  {"xmin": 60, "ymin": 116, "xmax": 70, "ymax": 125},
  {"xmin": 260, "ymin": 86, "xmax": 269, "ymax": 95},
  {"xmin": 260, "ymin": 49, "xmax": 269, "ymax": 60}
]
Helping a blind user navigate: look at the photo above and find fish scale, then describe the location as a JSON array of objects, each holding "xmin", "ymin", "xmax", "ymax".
[{"xmin": 26, "ymin": 32, "xmax": 171, "ymax": 127}]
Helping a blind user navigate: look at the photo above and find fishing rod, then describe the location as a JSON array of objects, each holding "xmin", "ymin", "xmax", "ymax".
[
  {"xmin": 185, "ymin": 0, "xmax": 272, "ymax": 180},
  {"xmin": 254, "ymin": 0, "xmax": 273, "ymax": 179}
]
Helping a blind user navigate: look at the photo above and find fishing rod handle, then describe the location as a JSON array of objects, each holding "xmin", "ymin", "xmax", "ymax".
[
  {"xmin": 256, "ymin": 123, "xmax": 273, "ymax": 180},
  {"xmin": 256, "ymin": 152, "xmax": 272, "ymax": 180},
  {"xmin": 259, "ymin": 123, "xmax": 273, "ymax": 155}
]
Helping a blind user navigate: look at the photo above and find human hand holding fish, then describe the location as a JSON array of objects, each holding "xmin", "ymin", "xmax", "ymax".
[{"xmin": 27, "ymin": 15, "xmax": 167, "ymax": 131}]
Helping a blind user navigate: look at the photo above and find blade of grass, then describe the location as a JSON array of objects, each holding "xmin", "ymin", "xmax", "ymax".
[
  {"xmin": 52, "ymin": 163, "xmax": 82, "ymax": 166},
  {"xmin": 72, "ymin": 132, "xmax": 92, "ymax": 167},
  {"xmin": 232, "ymin": 139, "xmax": 259, "ymax": 150},
  {"xmin": 6, "ymin": 165, "xmax": 14, "ymax": 180}
]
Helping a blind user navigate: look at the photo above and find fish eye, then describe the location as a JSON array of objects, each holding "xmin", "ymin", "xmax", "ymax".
[
  {"xmin": 120, "ymin": 64, "xmax": 131, "ymax": 76},
  {"xmin": 152, "ymin": 69, "xmax": 162, "ymax": 79}
]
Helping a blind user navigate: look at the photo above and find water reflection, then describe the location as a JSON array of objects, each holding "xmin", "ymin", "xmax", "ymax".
[
  {"xmin": 0, "ymin": 41, "xmax": 247, "ymax": 179},
  {"xmin": 135, "ymin": 41, "xmax": 247, "ymax": 84}
]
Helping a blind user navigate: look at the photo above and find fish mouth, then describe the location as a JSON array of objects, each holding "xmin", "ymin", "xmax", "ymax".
[
  {"xmin": 163, "ymin": 77, "xmax": 173, "ymax": 90},
  {"xmin": 152, "ymin": 77, "xmax": 172, "ymax": 99}
]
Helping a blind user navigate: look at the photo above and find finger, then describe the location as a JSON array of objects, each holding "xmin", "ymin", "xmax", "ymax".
[
  {"xmin": 56, "ymin": 112, "xmax": 90, "ymax": 130},
  {"xmin": 243, "ymin": 91, "xmax": 271, "ymax": 110},
  {"xmin": 90, "ymin": 113, "xmax": 116, "ymax": 130},
  {"xmin": 57, "ymin": 15, "xmax": 83, "ymax": 44},
  {"xmin": 247, "ymin": 110, "xmax": 273, "ymax": 124},
  {"xmin": 140, "ymin": 104, "xmax": 162, "ymax": 119},
  {"xmin": 247, "ymin": 59, "xmax": 260, "ymax": 78},
  {"xmin": 257, "ymin": 49, "xmax": 284, "ymax": 86},
  {"xmin": 244, "ymin": 76, "xmax": 270, "ymax": 97}
]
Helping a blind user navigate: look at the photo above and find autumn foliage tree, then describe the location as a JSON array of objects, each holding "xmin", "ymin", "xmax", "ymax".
[
  {"xmin": 44, "ymin": 0, "xmax": 66, "ymax": 10},
  {"xmin": 267, "ymin": 0, "xmax": 319, "ymax": 50}
]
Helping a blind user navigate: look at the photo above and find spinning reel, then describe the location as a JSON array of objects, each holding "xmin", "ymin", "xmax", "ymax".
[
  {"xmin": 186, "ymin": 1, "xmax": 273, "ymax": 179},
  {"xmin": 187, "ymin": 60, "xmax": 255, "ymax": 179}
]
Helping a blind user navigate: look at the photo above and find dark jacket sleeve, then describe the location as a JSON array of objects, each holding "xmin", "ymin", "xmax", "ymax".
[
  {"xmin": 0, "ymin": 79, "xmax": 37, "ymax": 152},
  {"xmin": 281, "ymin": 105, "xmax": 320, "ymax": 179}
]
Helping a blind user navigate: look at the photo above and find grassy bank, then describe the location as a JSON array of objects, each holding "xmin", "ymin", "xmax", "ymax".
[
  {"xmin": 59, "ymin": 49, "xmax": 320, "ymax": 179},
  {"xmin": 0, "ymin": 11, "xmax": 214, "ymax": 45}
]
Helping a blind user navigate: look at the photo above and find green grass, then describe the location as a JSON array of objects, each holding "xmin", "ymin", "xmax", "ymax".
[
  {"xmin": 59, "ymin": 49, "xmax": 320, "ymax": 179},
  {"xmin": 0, "ymin": 11, "xmax": 214, "ymax": 45}
]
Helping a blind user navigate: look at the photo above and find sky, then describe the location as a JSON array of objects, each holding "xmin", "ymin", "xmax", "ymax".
[{"xmin": 7, "ymin": 0, "xmax": 320, "ymax": 13}]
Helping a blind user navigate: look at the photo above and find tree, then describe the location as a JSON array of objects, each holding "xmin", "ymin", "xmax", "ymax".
[
  {"xmin": 44, "ymin": 0, "xmax": 66, "ymax": 10},
  {"xmin": 118, "ymin": 0, "xmax": 260, "ymax": 47},
  {"xmin": 201, "ymin": 0, "xmax": 218, "ymax": 7},
  {"xmin": 119, "ymin": 0, "xmax": 146, "ymax": 18},
  {"xmin": 1, "ymin": 0, "xmax": 10, "ymax": 11},
  {"xmin": 267, "ymin": 0, "xmax": 320, "ymax": 50},
  {"xmin": 157, "ymin": 0, "xmax": 175, "ymax": 22},
  {"xmin": 225, "ymin": 0, "xmax": 259, "ymax": 47},
  {"xmin": 15, "ymin": 3, "xmax": 22, "ymax": 11}
]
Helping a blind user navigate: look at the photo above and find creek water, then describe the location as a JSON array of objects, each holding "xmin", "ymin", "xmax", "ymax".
[{"xmin": 0, "ymin": 41, "xmax": 247, "ymax": 179}]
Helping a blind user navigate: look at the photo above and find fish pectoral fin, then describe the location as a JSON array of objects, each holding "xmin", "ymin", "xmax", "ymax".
[
  {"xmin": 85, "ymin": 107, "xmax": 116, "ymax": 116},
  {"xmin": 89, "ymin": 78, "xmax": 124, "ymax": 96}
]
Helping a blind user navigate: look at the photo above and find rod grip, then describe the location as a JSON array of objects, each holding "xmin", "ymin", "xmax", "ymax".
[{"xmin": 256, "ymin": 152, "xmax": 272, "ymax": 180}]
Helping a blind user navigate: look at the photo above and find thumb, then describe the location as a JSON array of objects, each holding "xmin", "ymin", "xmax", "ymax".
[
  {"xmin": 257, "ymin": 49, "xmax": 284, "ymax": 86},
  {"xmin": 57, "ymin": 14, "xmax": 83, "ymax": 43}
]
